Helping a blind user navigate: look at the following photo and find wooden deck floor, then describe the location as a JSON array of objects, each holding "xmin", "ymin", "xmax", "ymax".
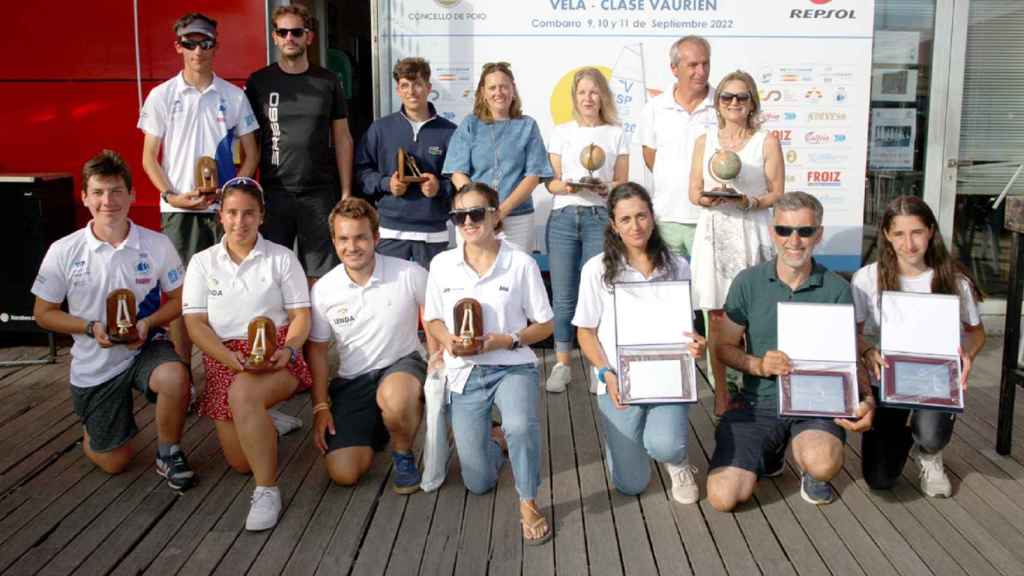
[{"xmin": 0, "ymin": 338, "xmax": 1023, "ymax": 575}]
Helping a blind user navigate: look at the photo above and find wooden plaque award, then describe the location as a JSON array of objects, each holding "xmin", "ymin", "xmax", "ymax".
[
  {"xmin": 106, "ymin": 289, "xmax": 140, "ymax": 344},
  {"xmin": 244, "ymin": 316, "xmax": 279, "ymax": 372},
  {"xmin": 396, "ymin": 147, "xmax": 429, "ymax": 184},
  {"xmin": 451, "ymin": 298, "xmax": 483, "ymax": 356},
  {"xmin": 195, "ymin": 156, "xmax": 219, "ymax": 196}
]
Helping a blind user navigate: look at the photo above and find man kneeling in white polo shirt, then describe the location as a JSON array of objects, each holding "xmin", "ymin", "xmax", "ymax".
[
  {"xmin": 32, "ymin": 150, "xmax": 194, "ymax": 491},
  {"xmin": 307, "ymin": 198, "xmax": 432, "ymax": 494}
]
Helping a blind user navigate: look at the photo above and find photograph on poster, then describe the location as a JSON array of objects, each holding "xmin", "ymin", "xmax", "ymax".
[{"xmin": 869, "ymin": 108, "xmax": 916, "ymax": 171}]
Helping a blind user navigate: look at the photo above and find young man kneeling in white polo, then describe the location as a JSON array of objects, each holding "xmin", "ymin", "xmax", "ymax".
[
  {"xmin": 32, "ymin": 150, "xmax": 194, "ymax": 490},
  {"xmin": 307, "ymin": 198, "xmax": 433, "ymax": 493}
]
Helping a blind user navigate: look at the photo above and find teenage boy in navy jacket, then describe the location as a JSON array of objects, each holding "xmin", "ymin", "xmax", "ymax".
[{"xmin": 356, "ymin": 57, "xmax": 457, "ymax": 270}]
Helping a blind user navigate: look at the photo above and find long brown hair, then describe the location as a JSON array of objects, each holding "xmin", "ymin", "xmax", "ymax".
[
  {"xmin": 473, "ymin": 62, "xmax": 523, "ymax": 122},
  {"xmin": 877, "ymin": 195, "xmax": 982, "ymax": 301},
  {"xmin": 601, "ymin": 183, "xmax": 676, "ymax": 288}
]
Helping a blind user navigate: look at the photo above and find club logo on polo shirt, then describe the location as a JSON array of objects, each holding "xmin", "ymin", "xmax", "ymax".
[
  {"xmin": 168, "ymin": 267, "xmax": 182, "ymax": 284},
  {"xmin": 429, "ymin": 146, "xmax": 443, "ymax": 156},
  {"xmin": 70, "ymin": 259, "xmax": 90, "ymax": 286},
  {"xmin": 328, "ymin": 305, "xmax": 356, "ymax": 327},
  {"xmin": 207, "ymin": 276, "xmax": 223, "ymax": 297},
  {"xmin": 135, "ymin": 260, "xmax": 153, "ymax": 285}
]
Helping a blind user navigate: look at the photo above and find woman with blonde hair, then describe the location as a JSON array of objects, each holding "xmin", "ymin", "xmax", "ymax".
[
  {"xmin": 443, "ymin": 62, "xmax": 553, "ymax": 251},
  {"xmin": 543, "ymin": 67, "xmax": 629, "ymax": 392},
  {"xmin": 688, "ymin": 70, "xmax": 784, "ymax": 413}
]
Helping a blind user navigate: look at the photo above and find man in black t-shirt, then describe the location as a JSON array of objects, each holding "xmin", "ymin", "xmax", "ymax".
[{"xmin": 245, "ymin": 4, "xmax": 353, "ymax": 281}]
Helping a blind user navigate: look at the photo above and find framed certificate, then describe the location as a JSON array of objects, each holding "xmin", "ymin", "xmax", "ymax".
[
  {"xmin": 880, "ymin": 292, "xmax": 963, "ymax": 412},
  {"xmin": 780, "ymin": 368, "xmax": 857, "ymax": 418},
  {"xmin": 613, "ymin": 280, "xmax": 696, "ymax": 404},
  {"xmin": 777, "ymin": 303, "xmax": 859, "ymax": 418}
]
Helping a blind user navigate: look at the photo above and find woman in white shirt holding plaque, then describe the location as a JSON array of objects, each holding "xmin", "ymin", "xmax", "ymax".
[
  {"xmin": 851, "ymin": 195, "xmax": 985, "ymax": 498},
  {"xmin": 423, "ymin": 182, "xmax": 555, "ymax": 545},
  {"xmin": 573, "ymin": 182, "xmax": 707, "ymax": 504},
  {"xmin": 182, "ymin": 178, "xmax": 313, "ymax": 531}
]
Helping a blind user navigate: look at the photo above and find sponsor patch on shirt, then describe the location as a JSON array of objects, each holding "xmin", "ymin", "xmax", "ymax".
[
  {"xmin": 428, "ymin": 146, "xmax": 443, "ymax": 156},
  {"xmin": 329, "ymin": 304, "xmax": 356, "ymax": 327}
]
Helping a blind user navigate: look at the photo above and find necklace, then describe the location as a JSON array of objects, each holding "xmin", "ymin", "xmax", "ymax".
[
  {"xmin": 487, "ymin": 120, "xmax": 507, "ymax": 191},
  {"xmin": 718, "ymin": 128, "xmax": 751, "ymax": 152}
]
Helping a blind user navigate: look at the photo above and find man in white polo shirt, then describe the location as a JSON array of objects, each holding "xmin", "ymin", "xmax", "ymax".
[
  {"xmin": 32, "ymin": 150, "xmax": 195, "ymax": 491},
  {"xmin": 637, "ymin": 35, "xmax": 716, "ymax": 258},
  {"xmin": 139, "ymin": 12, "xmax": 259, "ymax": 372},
  {"xmin": 307, "ymin": 198, "xmax": 430, "ymax": 494}
]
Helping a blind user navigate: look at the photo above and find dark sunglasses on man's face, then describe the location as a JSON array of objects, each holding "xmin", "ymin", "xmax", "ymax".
[
  {"xmin": 274, "ymin": 27, "xmax": 307, "ymax": 38},
  {"xmin": 773, "ymin": 225, "xmax": 819, "ymax": 238},
  {"xmin": 449, "ymin": 207, "xmax": 494, "ymax": 226},
  {"xmin": 718, "ymin": 91, "xmax": 752, "ymax": 104},
  {"xmin": 178, "ymin": 38, "xmax": 216, "ymax": 51}
]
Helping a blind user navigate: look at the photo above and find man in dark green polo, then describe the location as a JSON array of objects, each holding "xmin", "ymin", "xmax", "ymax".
[{"xmin": 707, "ymin": 192, "xmax": 875, "ymax": 511}]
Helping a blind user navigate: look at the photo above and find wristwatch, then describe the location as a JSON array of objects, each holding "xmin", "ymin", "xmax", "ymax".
[
  {"xmin": 160, "ymin": 190, "xmax": 173, "ymax": 204},
  {"xmin": 84, "ymin": 320, "xmax": 98, "ymax": 339},
  {"xmin": 597, "ymin": 366, "xmax": 616, "ymax": 384},
  {"xmin": 509, "ymin": 332, "xmax": 522, "ymax": 350}
]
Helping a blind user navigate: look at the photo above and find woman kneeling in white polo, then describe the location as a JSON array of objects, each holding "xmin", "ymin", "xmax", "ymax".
[
  {"xmin": 573, "ymin": 182, "xmax": 706, "ymax": 504},
  {"xmin": 424, "ymin": 182, "xmax": 555, "ymax": 545},
  {"xmin": 182, "ymin": 178, "xmax": 313, "ymax": 532}
]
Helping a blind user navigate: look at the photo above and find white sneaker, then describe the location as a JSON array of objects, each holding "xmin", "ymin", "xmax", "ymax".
[
  {"xmin": 666, "ymin": 461, "xmax": 699, "ymax": 504},
  {"xmin": 268, "ymin": 409, "xmax": 303, "ymax": 437},
  {"xmin": 912, "ymin": 446, "xmax": 952, "ymax": 498},
  {"xmin": 546, "ymin": 363, "xmax": 571, "ymax": 393},
  {"xmin": 246, "ymin": 486, "xmax": 282, "ymax": 531}
]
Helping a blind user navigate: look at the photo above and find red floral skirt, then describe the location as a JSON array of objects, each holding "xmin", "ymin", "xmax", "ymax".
[{"xmin": 198, "ymin": 324, "xmax": 312, "ymax": 421}]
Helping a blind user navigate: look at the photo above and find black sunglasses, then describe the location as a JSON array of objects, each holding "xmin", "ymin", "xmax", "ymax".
[
  {"xmin": 718, "ymin": 91, "xmax": 752, "ymax": 104},
  {"xmin": 274, "ymin": 27, "xmax": 307, "ymax": 38},
  {"xmin": 449, "ymin": 207, "xmax": 494, "ymax": 226},
  {"xmin": 774, "ymin": 225, "xmax": 819, "ymax": 238},
  {"xmin": 178, "ymin": 38, "xmax": 216, "ymax": 51}
]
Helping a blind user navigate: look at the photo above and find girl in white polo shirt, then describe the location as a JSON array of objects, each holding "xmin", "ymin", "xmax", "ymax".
[
  {"xmin": 853, "ymin": 195, "xmax": 985, "ymax": 498},
  {"xmin": 423, "ymin": 182, "xmax": 555, "ymax": 545},
  {"xmin": 182, "ymin": 177, "xmax": 312, "ymax": 532},
  {"xmin": 573, "ymin": 183, "xmax": 706, "ymax": 504}
]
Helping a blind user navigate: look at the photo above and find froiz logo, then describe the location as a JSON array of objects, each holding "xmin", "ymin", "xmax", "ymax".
[
  {"xmin": 791, "ymin": 0, "xmax": 856, "ymax": 19},
  {"xmin": 807, "ymin": 171, "xmax": 842, "ymax": 186}
]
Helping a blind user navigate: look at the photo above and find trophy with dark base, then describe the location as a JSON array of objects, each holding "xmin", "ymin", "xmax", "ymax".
[
  {"xmin": 244, "ymin": 316, "xmax": 279, "ymax": 372},
  {"xmin": 195, "ymin": 156, "xmax": 219, "ymax": 198},
  {"xmin": 106, "ymin": 289, "xmax": 140, "ymax": 344},
  {"xmin": 566, "ymin": 143, "xmax": 608, "ymax": 196},
  {"xmin": 451, "ymin": 298, "xmax": 483, "ymax": 357},
  {"xmin": 702, "ymin": 149, "xmax": 744, "ymax": 199},
  {"xmin": 396, "ymin": 147, "xmax": 429, "ymax": 189}
]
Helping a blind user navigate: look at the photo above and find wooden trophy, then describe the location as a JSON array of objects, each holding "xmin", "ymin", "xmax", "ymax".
[
  {"xmin": 566, "ymin": 143, "xmax": 607, "ymax": 195},
  {"xmin": 106, "ymin": 289, "xmax": 140, "ymax": 344},
  {"xmin": 244, "ymin": 316, "xmax": 279, "ymax": 372},
  {"xmin": 195, "ymin": 156, "xmax": 219, "ymax": 197},
  {"xmin": 396, "ymin": 147, "xmax": 429, "ymax": 186},
  {"xmin": 451, "ymin": 298, "xmax": 483, "ymax": 356}
]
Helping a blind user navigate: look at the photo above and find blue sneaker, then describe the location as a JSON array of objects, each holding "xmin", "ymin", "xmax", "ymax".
[
  {"xmin": 800, "ymin": 473, "xmax": 834, "ymax": 505},
  {"xmin": 392, "ymin": 451, "xmax": 421, "ymax": 495}
]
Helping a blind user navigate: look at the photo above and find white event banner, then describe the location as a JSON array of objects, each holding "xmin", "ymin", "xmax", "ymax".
[{"xmin": 379, "ymin": 0, "xmax": 875, "ymax": 270}]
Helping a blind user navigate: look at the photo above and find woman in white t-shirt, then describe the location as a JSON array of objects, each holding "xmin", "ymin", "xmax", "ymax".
[
  {"xmin": 183, "ymin": 178, "xmax": 313, "ymax": 532},
  {"xmin": 544, "ymin": 67, "xmax": 629, "ymax": 393},
  {"xmin": 852, "ymin": 195, "xmax": 985, "ymax": 498},
  {"xmin": 688, "ymin": 70, "xmax": 783, "ymax": 410},
  {"xmin": 573, "ymin": 183, "xmax": 706, "ymax": 504},
  {"xmin": 423, "ymin": 182, "xmax": 555, "ymax": 545}
]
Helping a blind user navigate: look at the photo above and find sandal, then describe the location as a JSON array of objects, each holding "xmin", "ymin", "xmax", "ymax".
[{"xmin": 520, "ymin": 500, "xmax": 552, "ymax": 546}]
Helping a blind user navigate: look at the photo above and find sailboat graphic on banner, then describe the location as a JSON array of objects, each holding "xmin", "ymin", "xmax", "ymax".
[{"xmin": 611, "ymin": 43, "xmax": 658, "ymax": 186}]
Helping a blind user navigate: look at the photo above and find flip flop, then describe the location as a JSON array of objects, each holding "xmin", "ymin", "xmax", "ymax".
[{"xmin": 520, "ymin": 501, "xmax": 552, "ymax": 546}]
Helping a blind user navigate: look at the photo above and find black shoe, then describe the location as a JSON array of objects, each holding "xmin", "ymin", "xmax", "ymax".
[{"xmin": 156, "ymin": 449, "xmax": 196, "ymax": 491}]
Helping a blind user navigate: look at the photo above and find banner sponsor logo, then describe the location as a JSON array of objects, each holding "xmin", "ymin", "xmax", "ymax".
[{"xmin": 807, "ymin": 170, "xmax": 844, "ymax": 186}]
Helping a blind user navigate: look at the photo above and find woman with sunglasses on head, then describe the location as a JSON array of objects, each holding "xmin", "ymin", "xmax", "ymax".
[
  {"xmin": 852, "ymin": 195, "xmax": 985, "ymax": 498},
  {"xmin": 573, "ymin": 183, "xmax": 706, "ymax": 504},
  {"xmin": 182, "ymin": 177, "xmax": 313, "ymax": 532},
  {"xmin": 543, "ymin": 67, "xmax": 629, "ymax": 393},
  {"xmin": 443, "ymin": 62, "xmax": 554, "ymax": 251},
  {"xmin": 423, "ymin": 182, "xmax": 555, "ymax": 545},
  {"xmin": 688, "ymin": 70, "xmax": 784, "ymax": 410}
]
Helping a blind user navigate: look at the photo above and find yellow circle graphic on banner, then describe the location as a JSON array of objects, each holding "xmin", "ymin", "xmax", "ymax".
[{"xmin": 550, "ymin": 66, "xmax": 614, "ymax": 125}]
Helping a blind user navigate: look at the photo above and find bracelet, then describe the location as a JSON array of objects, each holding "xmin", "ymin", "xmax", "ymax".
[
  {"xmin": 313, "ymin": 402, "xmax": 331, "ymax": 414},
  {"xmin": 283, "ymin": 345, "xmax": 298, "ymax": 365}
]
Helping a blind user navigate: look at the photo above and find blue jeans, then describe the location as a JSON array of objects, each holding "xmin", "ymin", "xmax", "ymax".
[
  {"xmin": 450, "ymin": 364, "xmax": 541, "ymax": 499},
  {"xmin": 546, "ymin": 206, "xmax": 608, "ymax": 353},
  {"xmin": 597, "ymin": 394, "xmax": 689, "ymax": 495}
]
